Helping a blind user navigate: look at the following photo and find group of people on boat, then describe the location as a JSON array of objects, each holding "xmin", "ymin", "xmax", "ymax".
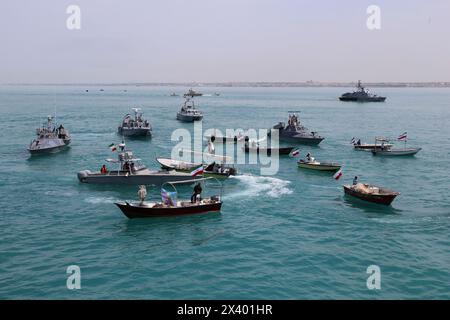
[
  {"xmin": 287, "ymin": 114, "xmax": 299, "ymax": 129},
  {"xmin": 122, "ymin": 115, "xmax": 149, "ymax": 128}
]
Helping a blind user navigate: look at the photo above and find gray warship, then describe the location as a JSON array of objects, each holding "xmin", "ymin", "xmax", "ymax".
[
  {"xmin": 28, "ymin": 116, "xmax": 71, "ymax": 154},
  {"xmin": 271, "ymin": 113, "xmax": 324, "ymax": 145},
  {"xmin": 339, "ymin": 81, "xmax": 386, "ymax": 102},
  {"xmin": 77, "ymin": 143, "xmax": 200, "ymax": 186}
]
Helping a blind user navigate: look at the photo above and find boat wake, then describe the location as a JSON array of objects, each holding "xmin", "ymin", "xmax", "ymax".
[
  {"xmin": 228, "ymin": 174, "xmax": 292, "ymax": 199},
  {"xmin": 84, "ymin": 196, "xmax": 119, "ymax": 204}
]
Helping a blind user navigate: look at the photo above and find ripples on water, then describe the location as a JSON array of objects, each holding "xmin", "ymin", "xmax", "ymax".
[{"xmin": 0, "ymin": 86, "xmax": 449, "ymax": 299}]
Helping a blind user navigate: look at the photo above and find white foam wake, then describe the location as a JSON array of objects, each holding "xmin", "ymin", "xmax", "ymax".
[
  {"xmin": 228, "ymin": 174, "xmax": 293, "ymax": 199},
  {"xmin": 84, "ymin": 196, "xmax": 118, "ymax": 204}
]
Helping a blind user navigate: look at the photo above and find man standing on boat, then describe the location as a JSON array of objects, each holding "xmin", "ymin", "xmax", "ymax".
[{"xmin": 191, "ymin": 183, "xmax": 202, "ymax": 203}]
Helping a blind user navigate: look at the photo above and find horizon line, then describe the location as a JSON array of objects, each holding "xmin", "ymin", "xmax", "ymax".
[{"xmin": 2, "ymin": 81, "xmax": 450, "ymax": 88}]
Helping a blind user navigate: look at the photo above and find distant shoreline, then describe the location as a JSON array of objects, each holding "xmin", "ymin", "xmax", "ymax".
[{"xmin": 3, "ymin": 82, "xmax": 450, "ymax": 88}]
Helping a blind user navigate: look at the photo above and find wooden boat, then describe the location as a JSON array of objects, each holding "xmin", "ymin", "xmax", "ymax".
[
  {"xmin": 343, "ymin": 184, "xmax": 399, "ymax": 205},
  {"xmin": 297, "ymin": 159, "xmax": 341, "ymax": 171},
  {"xmin": 371, "ymin": 148, "xmax": 421, "ymax": 156},
  {"xmin": 115, "ymin": 199, "xmax": 222, "ymax": 218},
  {"xmin": 156, "ymin": 157, "xmax": 236, "ymax": 179},
  {"xmin": 115, "ymin": 178, "xmax": 223, "ymax": 218},
  {"xmin": 243, "ymin": 145, "xmax": 294, "ymax": 155}
]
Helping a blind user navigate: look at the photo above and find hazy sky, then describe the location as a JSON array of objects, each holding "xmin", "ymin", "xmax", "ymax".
[{"xmin": 1, "ymin": 0, "xmax": 449, "ymax": 83}]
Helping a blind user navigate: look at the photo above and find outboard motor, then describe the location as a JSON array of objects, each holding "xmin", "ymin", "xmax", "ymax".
[{"xmin": 77, "ymin": 170, "xmax": 91, "ymax": 182}]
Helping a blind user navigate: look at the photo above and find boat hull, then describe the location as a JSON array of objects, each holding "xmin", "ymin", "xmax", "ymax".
[
  {"xmin": 371, "ymin": 148, "xmax": 421, "ymax": 156},
  {"xmin": 339, "ymin": 97, "xmax": 386, "ymax": 102},
  {"xmin": 77, "ymin": 170, "xmax": 201, "ymax": 186},
  {"xmin": 28, "ymin": 140, "xmax": 70, "ymax": 154},
  {"xmin": 354, "ymin": 144, "xmax": 393, "ymax": 151},
  {"xmin": 343, "ymin": 185, "xmax": 399, "ymax": 205},
  {"xmin": 118, "ymin": 127, "xmax": 152, "ymax": 137},
  {"xmin": 244, "ymin": 146, "xmax": 294, "ymax": 155},
  {"xmin": 115, "ymin": 201, "xmax": 222, "ymax": 218},
  {"xmin": 177, "ymin": 113, "xmax": 203, "ymax": 122},
  {"xmin": 297, "ymin": 161, "xmax": 341, "ymax": 171},
  {"xmin": 279, "ymin": 134, "xmax": 324, "ymax": 145}
]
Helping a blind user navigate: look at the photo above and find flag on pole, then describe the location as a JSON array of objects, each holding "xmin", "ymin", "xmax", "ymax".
[
  {"xmin": 397, "ymin": 132, "xmax": 407, "ymax": 141},
  {"xmin": 290, "ymin": 149, "xmax": 300, "ymax": 157},
  {"xmin": 190, "ymin": 166, "xmax": 204, "ymax": 177},
  {"xmin": 108, "ymin": 143, "xmax": 117, "ymax": 152},
  {"xmin": 333, "ymin": 169, "xmax": 343, "ymax": 180}
]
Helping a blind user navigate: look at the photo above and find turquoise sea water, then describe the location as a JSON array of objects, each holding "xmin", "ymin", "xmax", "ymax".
[{"xmin": 0, "ymin": 85, "xmax": 449, "ymax": 299}]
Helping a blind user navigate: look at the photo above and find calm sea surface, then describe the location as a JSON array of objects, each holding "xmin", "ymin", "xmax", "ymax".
[{"xmin": 0, "ymin": 85, "xmax": 449, "ymax": 299}]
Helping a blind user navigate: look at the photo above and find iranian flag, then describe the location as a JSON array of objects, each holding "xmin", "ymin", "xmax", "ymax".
[
  {"xmin": 333, "ymin": 169, "xmax": 343, "ymax": 180},
  {"xmin": 109, "ymin": 143, "xmax": 117, "ymax": 152},
  {"xmin": 190, "ymin": 166, "xmax": 204, "ymax": 177},
  {"xmin": 290, "ymin": 149, "xmax": 300, "ymax": 157},
  {"xmin": 397, "ymin": 132, "xmax": 407, "ymax": 141}
]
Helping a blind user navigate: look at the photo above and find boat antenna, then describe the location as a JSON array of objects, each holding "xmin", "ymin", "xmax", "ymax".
[{"xmin": 53, "ymin": 88, "xmax": 57, "ymax": 125}]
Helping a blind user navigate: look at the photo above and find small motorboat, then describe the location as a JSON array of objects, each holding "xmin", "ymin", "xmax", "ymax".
[
  {"xmin": 177, "ymin": 97, "xmax": 203, "ymax": 122},
  {"xmin": 115, "ymin": 178, "xmax": 222, "ymax": 218},
  {"xmin": 353, "ymin": 137, "xmax": 393, "ymax": 151},
  {"xmin": 343, "ymin": 183, "xmax": 400, "ymax": 205},
  {"xmin": 372, "ymin": 148, "xmax": 421, "ymax": 156},
  {"xmin": 297, "ymin": 159, "xmax": 341, "ymax": 172},
  {"xmin": 28, "ymin": 116, "xmax": 71, "ymax": 154},
  {"xmin": 118, "ymin": 108, "xmax": 152, "ymax": 137},
  {"xmin": 156, "ymin": 157, "xmax": 236, "ymax": 179},
  {"xmin": 243, "ymin": 143, "xmax": 294, "ymax": 155},
  {"xmin": 77, "ymin": 143, "xmax": 200, "ymax": 186}
]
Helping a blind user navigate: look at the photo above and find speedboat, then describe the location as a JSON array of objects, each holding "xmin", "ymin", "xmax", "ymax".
[
  {"xmin": 271, "ymin": 113, "xmax": 324, "ymax": 145},
  {"xmin": 243, "ymin": 142, "xmax": 294, "ymax": 155},
  {"xmin": 297, "ymin": 159, "xmax": 341, "ymax": 171},
  {"xmin": 339, "ymin": 81, "xmax": 386, "ymax": 102},
  {"xmin": 28, "ymin": 116, "xmax": 71, "ymax": 154},
  {"xmin": 371, "ymin": 135, "xmax": 421, "ymax": 156},
  {"xmin": 156, "ymin": 157, "xmax": 236, "ymax": 179},
  {"xmin": 177, "ymin": 98, "xmax": 203, "ymax": 122},
  {"xmin": 343, "ymin": 183, "xmax": 399, "ymax": 205},
  {"xmin": 77, "ymin": 143, "xmax": 200, "ymax": 186},
  {"xmin": 115, "ymin": 178, "xmax": 222, "ymax": 218},
  {"xmin": 353, "ymin": 137, "xmax": 393, "ymax": 151},
  {"xmin": 372, "ymin": 148, "xmax": 421, "ymax": 156},
  {"xmin": 118, "ymin": 108, "xmax": 152, "ymax": 137}
]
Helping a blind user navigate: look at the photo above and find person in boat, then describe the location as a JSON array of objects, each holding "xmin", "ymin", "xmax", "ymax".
[
  {"xmin": 357, "ymin": 139, "xmax": 361, "ymax": 146},
  {"xmin": 306, "ymin": 153, "xmax": 314, "ymax": 163},
  {"xmin": 191, "ymin": 183, "xmax": 202, "ymax": 203},
  {"xmin": 353, "ymin": 176, "xmax": 358, "ymax": 186},
  {"xmin": 138, "ymin": 185, "xmax": 147, "ymax": 206},
  {"xmin": 100, "ymin": 164, "xmax": 108, "ymax": 174}
]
